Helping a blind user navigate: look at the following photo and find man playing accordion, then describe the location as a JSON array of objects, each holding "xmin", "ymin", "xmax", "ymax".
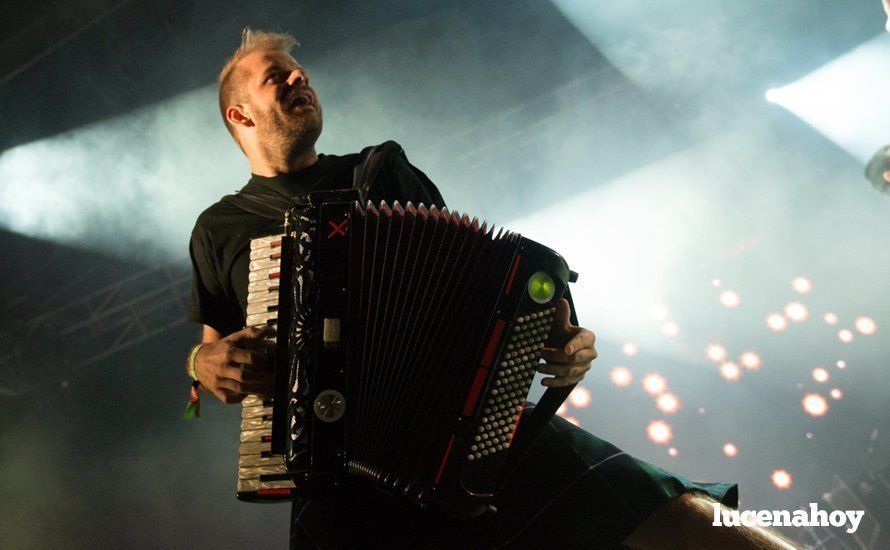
[{"xmin": 186, "ymin": 29, "xmax": 797, "ymax": 549}]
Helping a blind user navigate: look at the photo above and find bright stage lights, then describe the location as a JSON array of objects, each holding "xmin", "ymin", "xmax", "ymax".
[
  {"xmin": 803, "ymin": 394, "xmax": 829, "ymax": 417},
  {"xmin": 646, "ymin": 420, "xmax": 673, "ymax": 445},
  {"xmin": 771, "ymin": 469, "xmax": 793, "ymax": 490},
  {"xmin": 719, "ymin": 290, "xmax": 740, "ymax": 308},
  {"xmin": 854, "ymin": 316, "xmax": 877, "ymax": 335},
  {"xmin": 784, "ymin": 302, "xmax": 809, "ymax": 323},
  {"xmin": 656, "ymin": 392, "xmax": 680, "ymax": 414},
  {"xmin": 766, "ymin": 313, "xmax": 788, "ymax": 332},
  {"xmin": 642, "ymin": 373, "xmax": 668, "ymax": 396},
  {"xmin": 661, "ymin": 322, "xmax": 680, "ymax": 337},
  {"xmin": 764, "ymin": 88, "xmax": 782, "ymax": 104},
  {"xmin": 706, "ymin": 344, "xmax": 728, "ymax": 363},
  {"xmin": 610, "ymin": 366, "xmax": 633, "ymax": 387},
  {"xmin": 739, "ymin": 351, "xmax": 761, "ymax": 370},
  {"xmin": 791, "ymin": 277, "xmax": 812, "ymax": 294},
  {"xmin": 765, "ymin": 34, "xmax": 890, "ymax": 162},
  {"xmin": 719, "ymin": 362, "xmax": 741, "ymax": 381},
  {"xmin": 569, "ymin": 386, "xmax": 592, "ymax": 408}
]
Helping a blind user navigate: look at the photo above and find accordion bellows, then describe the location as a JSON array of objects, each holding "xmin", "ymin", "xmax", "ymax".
[{"xmin": 238, "ymin": 191, "xmax": 571, "ymax": 517}]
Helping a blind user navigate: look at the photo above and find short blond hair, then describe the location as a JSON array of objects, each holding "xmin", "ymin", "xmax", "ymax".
[{"xmin": 218, "ymin": 28, "xmax": 299, "ymax": 143}]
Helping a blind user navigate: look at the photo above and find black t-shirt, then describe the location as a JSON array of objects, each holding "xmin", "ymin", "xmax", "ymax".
[{"xmin": 188, "ymin": 149, "xmax": 445, "ymax": 336}]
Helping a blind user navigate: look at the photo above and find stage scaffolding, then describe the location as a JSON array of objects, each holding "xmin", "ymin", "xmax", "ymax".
[{"xmin": 0, "ymin": 263, "xmax": 191, "ymax": 396}]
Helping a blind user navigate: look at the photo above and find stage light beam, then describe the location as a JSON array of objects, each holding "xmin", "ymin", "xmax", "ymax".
[
  {"xmin": 765, "ymin": 34, "xmax": 890, "ymax": 162},
  {"xmin": 764, "ymin": 88, "xmax": 782, "ymax": 104}
]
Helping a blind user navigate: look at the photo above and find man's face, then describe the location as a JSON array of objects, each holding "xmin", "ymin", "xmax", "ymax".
[{"xmin": 237, "ymin": 50, "xmax": 323, "ymax": 156}]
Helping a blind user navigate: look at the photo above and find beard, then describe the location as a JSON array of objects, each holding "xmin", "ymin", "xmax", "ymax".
[{"xmin": 253, "ymin": 101, "xmax": 323, "ymax": 167}]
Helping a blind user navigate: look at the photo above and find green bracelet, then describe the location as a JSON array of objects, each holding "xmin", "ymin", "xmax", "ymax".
[{"xmin": 186, "ymin": 343, "xmax": 203, "ymax": 381}]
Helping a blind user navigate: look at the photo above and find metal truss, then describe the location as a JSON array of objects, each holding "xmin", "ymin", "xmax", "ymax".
[
  {"xmin": 798, "ymin": 474, "xmax": 884, "ymax": 550},
  {"xmin": 0, "ymin": 263, "xmax": 191, "ymax": 395}
]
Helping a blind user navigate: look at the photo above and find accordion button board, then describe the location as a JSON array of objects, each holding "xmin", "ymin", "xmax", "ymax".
[
  {"xmin": 466, "ymin": 309, "xmax": 554, "ymax": 462},
  {"xmin": 236, "ymin": 234, "xmax": 297, "ymax": 502}
]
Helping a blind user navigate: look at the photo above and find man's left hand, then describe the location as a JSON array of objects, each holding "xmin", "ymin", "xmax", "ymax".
[{"xmin": 538, "ymin": 298, "xmax": 598, "ymax": 387}]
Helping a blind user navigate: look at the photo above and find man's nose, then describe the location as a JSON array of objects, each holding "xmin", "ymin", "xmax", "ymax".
[{"xmin": 286, "ymin": 69, "xmax": 308, "ymax": 87}]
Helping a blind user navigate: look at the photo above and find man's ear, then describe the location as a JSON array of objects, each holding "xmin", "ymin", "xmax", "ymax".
[{"xmin": 226, "ymin": 105, "xmax": 254, "ymax": 128}]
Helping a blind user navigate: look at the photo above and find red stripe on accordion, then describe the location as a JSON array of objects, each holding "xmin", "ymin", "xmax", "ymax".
[
  {"xmin": 504, "ymin": 255, "xmax": 522, "ymax": 295},
  {"xmin": 257, "ymin": 488, "xmax": 293, "ymax": 496},
  {"xmin": 462, "ymin": 367, "xmax": 489, "ymax": 417},
  {"xmin": 269, "ymin": 271, "xmax": 280, "ymax": 279},
  {"xmin": 480, "ymin": 320, "xmax": 506, "ymax": 368},
  {"xmin": 461, "ymin": 319, "xmax": 507, "ymax": 417},
  {"xmin": 434, "ymin": 435, "xmax": 456, "ymax": 485}
]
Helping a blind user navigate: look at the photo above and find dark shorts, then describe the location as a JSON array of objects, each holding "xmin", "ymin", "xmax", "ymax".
[{"xmin": 290, "ymin": 409, "xmax": 738, "ymax": 549}]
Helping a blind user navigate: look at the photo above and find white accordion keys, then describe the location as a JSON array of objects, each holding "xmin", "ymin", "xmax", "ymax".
[{"xmin": 236, "ymin": 234, "xmax": 296, "ymax": 501}]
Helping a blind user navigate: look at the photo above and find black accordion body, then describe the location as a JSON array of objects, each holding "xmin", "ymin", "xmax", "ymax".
[{"xmin": 238, "ymin": 190, "xmax": 574, "ymax": 517}]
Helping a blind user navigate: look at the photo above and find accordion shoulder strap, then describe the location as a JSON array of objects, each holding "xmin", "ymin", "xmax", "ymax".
[
  {"xmin": 221, "ymin": 192, "xmax": 293, "ymax": 220},
  {"xmin": 352, "ymin": 140, "xmax": 404, "ymax": 196},
  {"xmin": 220, "ymin": 142, "xmax": 397, "ymax": 219}
]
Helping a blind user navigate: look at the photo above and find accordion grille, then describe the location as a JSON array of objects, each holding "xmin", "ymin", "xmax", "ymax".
[{"xmin": 344, "ymin": 202, "xmax": 519, "ymax": 496}]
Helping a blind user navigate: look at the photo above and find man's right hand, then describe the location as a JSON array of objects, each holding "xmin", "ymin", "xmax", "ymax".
[{"xmin": 194, "ymin": 325, "xmax": 275, "ymax": 404}]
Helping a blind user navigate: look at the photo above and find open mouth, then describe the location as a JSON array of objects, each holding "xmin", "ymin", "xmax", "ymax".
[{"xmin": 287, "ymin": 93, "xmax": 313, "ymax": 110}]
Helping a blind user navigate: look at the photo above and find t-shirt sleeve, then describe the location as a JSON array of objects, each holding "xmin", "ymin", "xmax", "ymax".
[
  {"xmin": 370, "ymin": 148, "xmax": 447, "ymax": 208},
  {"xmin": 187, "ymin": 221, "xmax": 243, "ymax": 335}
]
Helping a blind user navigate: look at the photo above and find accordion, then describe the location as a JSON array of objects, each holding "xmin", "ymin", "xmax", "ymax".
[{"xmin": 237, "ymin": 190, "xmax": 575, "ymax": 517}]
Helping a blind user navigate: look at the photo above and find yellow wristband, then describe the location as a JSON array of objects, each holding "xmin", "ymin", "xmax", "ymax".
[{"xmin": 187, "ymin": 343, "xmax": 204, "ymax": 381}]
